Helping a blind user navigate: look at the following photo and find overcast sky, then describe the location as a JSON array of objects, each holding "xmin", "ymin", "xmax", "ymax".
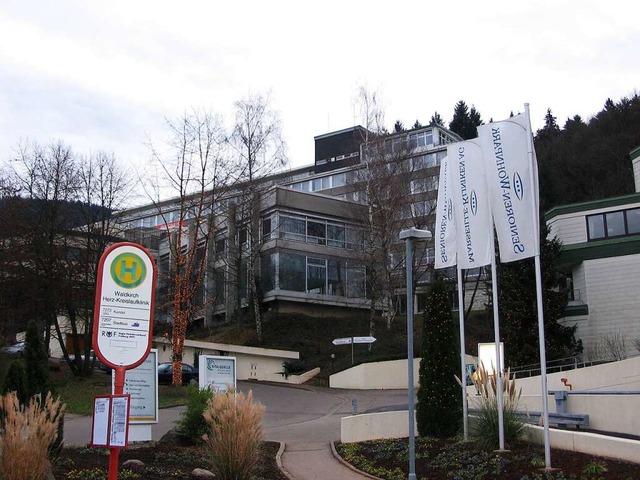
[{"xmin": 1, "ymin": 0, "xmax": 638, "ymax": 192}]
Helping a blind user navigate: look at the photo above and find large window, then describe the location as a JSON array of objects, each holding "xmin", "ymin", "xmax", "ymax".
[
  {"xmin": 587, "ymin": 207, "xmax": 640, "ymax": 240},
  {"xmin": 412, "ymin": 153, "xmax": 441, "ymax": 170},
  {"xmin": 327, "ymin": 223, "xmax": 345, "ymax": 248},
  {"xmin": 279, "ymin": 253, "xmax": 306, "ymax": 291},
  {"xmin": 275, "ymin": 253, "xmax": 366, "ymax": 299},
  {"xmin": 307, "ymin": 220, "xmax": 326, "ymax": 245},
  {"xmin": 261, "ymin": 253, "xmax": 276, "ymax": 292},
  {"xmin": 409, "ymin": 130, "xmax": 433, "ymax": 149},
  {"xmin": 410, "ymin": 176, "xmax": 439, "ymax": 194},
  {"xmin": 281, "ymin": 215, "xmax": 306, "ymax": 242},
  {"xmin": 306, "ymin": 257, "xmax": 326, "ymax": 294}
]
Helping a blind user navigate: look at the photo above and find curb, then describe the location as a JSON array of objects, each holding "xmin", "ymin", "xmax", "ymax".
[
  {"xmin": 329, "ymin": 441, "xmax": 383, "ymax": 480},
  {"xmin": 276, "ymin": 442, "xmax": 296, "ymax": 480}
]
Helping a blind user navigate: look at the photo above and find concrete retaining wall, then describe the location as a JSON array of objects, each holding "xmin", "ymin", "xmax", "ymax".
[
  {"xmin": 330, "ymin": 355, "xmax": 476, "ymax": 390},
  {"xmin": 341, "ymin": 411, "xmax": 417, "ymax": 443},
  {"xmin": 154, "ymin": 337, "xmax": 306, "ymax": 384}
]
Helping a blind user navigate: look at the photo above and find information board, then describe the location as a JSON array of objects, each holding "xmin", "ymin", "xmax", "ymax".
[
  {"xmin": 90, "ymin": 394, "xmax": 130, "ymax": 448},
  {"xmin": 199, "ymin": 355, "xmax": 236, "ymax": 393},
  {"xmin": 112, "ymin": 349, "xmax": 158, "ymax": 423}
]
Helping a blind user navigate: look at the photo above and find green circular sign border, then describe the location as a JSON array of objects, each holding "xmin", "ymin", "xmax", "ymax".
[{"xmin": 110, "ymin": 252, "xmax": 147, "ymax": 289}]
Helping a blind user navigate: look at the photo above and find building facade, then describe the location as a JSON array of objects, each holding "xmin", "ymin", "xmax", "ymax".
[
  {"xmin": 545, "ymin": 146, "xmax": 640, "ymax": 359},
  {"xmin": 117, "ymin": 124, "xmax": 461, "ymax": 325}
]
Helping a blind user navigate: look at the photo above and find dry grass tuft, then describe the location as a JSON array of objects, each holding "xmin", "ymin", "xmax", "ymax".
[
  {"xmin": 202, "ymin": 389, "xmax": 265, "ymax": 480},
  {"xmin": 0, "ymin": 391, "xmax": 65, "ymax": 480},
  {"xmin": 467, "ymin": 362, "xmax": 525, "ymax": 448}
]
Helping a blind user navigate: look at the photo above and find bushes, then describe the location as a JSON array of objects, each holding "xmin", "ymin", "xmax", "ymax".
[
  {"xmin": 175, "ymin": 383, "xmax": 214, "ymax": 443},
  {"xmin": 1, "ymin": 361, "xmax": 28, "ymax": 404},
  {"xmin": 202, "ymin": 390, "xmax": 265, "ymax": 480},
  {"xmin": 0, "ymin": 391, "xmax": 65, "ymax": 480}
]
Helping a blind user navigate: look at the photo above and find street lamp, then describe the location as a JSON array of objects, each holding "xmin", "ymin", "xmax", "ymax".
[{"xmin": 399, "ymin": 227, "xmax": 432, "ymax": 480}]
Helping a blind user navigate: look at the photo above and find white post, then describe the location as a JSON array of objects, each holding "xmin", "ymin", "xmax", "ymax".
[
  {"xmin": 405, "ymin": 236, "xmax": 417, "ymax": 480},
  {"xmin": 490, "ymin": 249, "xmax": 506, "ymax": 451},
  {"xmin": 399, "ymin": 227, "xmax": 431, "ymax": 480},
  {"xmin": 525, "ymin": 103, "xmax": 552, "ymax": 469},
  {"xmin": 457, "ymin": 267, "xmax": 469, "ymax": 441}
]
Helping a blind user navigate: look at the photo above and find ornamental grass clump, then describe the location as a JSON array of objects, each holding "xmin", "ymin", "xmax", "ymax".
[
  {"xmin": 0, "ymin": 391, "xmax": 65, "ymax": 480},
  {"xmin": 202, "ymin": 389, "xmax": 265, "ymax": 480},
  {"xmin": 471, "ymin": 363, "xmax": 525, "ymax": 449}
]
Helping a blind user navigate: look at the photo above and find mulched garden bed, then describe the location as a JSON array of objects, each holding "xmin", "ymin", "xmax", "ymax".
[
  {"xmin": 336, "ymin": 437, "xmax": 640, "ymax": 479},
  {"xmin": 52, "ymin": 441, "xmax": 289, "ymax": 480}
]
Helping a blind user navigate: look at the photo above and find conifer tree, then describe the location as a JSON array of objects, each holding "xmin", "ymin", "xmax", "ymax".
[
  {"xmin": 449, "ymin": 101, "xmax": 483, "ymax": 139},
  {"xmin": 1, "ymin": 361, "xmax": 29, "ymax": 404},
  {"xmin": 23, "ymin": 320, "xmax": 52, "ymax": 398},
  {"xmin": 416, "ymin": 277, "xmax": 461, "ymax": 438},
  {"xmin": 430, "ymin": 112, "xmax": 445, "ymax": 127}
]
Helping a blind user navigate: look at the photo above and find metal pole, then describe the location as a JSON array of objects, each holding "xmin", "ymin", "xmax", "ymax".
[
  {"xmin": 490, "ymin": 254, "xmax": 506, "ymax": 451},
  {"xmin": 405, "ymin": 237, "xmax": 417, "ymax": 480},
  {"xmin": 108, "ymin": 367, "xmax": 125, "ymax": 480},
  {"xmin": 351, "ymin": 337, "xmax": 354, "ymax": 365},
  {"xmin": 457, "ymin": 267, "xmax": 469, "ymax": 441}
]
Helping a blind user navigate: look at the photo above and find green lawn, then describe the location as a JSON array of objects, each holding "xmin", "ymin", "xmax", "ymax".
[{"xmin": 52, "ymin": 367, "xmax": 190, "ymax": 415}]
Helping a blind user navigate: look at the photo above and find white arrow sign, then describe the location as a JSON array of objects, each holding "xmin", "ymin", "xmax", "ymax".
[
  {"xmin": 353, "ymin": 336, "xmax": 376, "ymax": 344},
  {"xmin": 332, "ymin": 336, "xmax": 377, "ymax": 346},
  {"xmin": 332, "ymin": 336, "xmax": 377, "ymax": 364}
]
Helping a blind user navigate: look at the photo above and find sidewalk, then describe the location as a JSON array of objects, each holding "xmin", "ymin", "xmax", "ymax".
[{"xmin": 281, "ymin": 441, "xmax": 373, "ymax": 480}]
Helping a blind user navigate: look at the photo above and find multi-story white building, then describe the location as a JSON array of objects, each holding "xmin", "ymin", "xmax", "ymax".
[
  {"xmin": 117, "ymin": 124, "xmax": 461, "ymax": 325},
  {"xmin": 546, "ymin": 146, "xmax": 640, "ymax": 359}
]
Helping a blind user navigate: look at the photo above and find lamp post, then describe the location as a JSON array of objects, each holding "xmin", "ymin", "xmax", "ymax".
[{"xmin": 399, "ymin": 227, "xmax": 432, "ymax": 480}]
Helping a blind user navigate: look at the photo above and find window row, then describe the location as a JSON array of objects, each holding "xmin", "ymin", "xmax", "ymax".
[
  {"xmin": 290, "ymin": 172, "xmax": 347, "ymax": 193},
  {"xmin": 412, "ymin": 150, "xmax": 446, "ymax": 170},
  {"xmin": 586, "ymin": 207, "xmax": 640, "ymax": 241},
  {"xmin": 410, "ymin": 176, "xmax": 439, "ymax": 194},
  {"xmin": 276, "ymin": 214, "xmax": 363, "ymax": 250}
]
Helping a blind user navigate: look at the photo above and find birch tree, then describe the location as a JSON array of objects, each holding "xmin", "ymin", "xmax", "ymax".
[{"xmin": 228, "ymin": 93, "xmax": 286, "ymax": 341}]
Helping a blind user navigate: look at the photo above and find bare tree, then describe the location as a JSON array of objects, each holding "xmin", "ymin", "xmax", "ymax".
[
  {"xmin": 56, "ymin": 151, "xmax": 131, "ymax": 375},
  {"xmin": 144, "ymin": 109, "xmax": 233, "ymax": 384},
  {"xmin": 1, "ymin": 142, "xmax": 129, "ymax": 375},
  {"xmin": 9, "ymin": 141, "xmax": 81, "ymax": 359},
  {"xmin": 228, "ymin": 93, "xmax": 286, "ymax": 341},
  {"xmin": 354, "ymin": 87, "xmax": 437, "ymax": 334}
]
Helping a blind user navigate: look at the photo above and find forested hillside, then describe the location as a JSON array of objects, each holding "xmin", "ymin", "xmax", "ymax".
[{"xmin": 534, "ymin": 94, "xmax": 640, "ymax": 209}]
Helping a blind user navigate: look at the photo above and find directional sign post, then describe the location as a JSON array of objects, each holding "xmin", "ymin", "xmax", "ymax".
[
  {"xmin": 92, "ymin": 242, "xmax": 156, "ymax": 480},
  {"xmin": 332, "ymin": 336, "xmax": 376, "ymax": 365}
]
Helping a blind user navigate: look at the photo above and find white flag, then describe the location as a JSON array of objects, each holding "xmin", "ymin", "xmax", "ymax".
[
  {"xmin": 434, "ymin": 154, "xmax": 456, "ymax": 269},
  {"xmin": 448, "ymin": 141, "xmax": 493, "ymax": 268},
  {"xmin": 478, "ymin": 113, "xmax": 540, "ymax": 263}
]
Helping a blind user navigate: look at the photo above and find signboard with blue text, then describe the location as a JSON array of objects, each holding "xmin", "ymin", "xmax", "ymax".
[
  {"xmin": 112, "ymin": 349, "xmax": 158, "ymax": 424},
  {"xmin": 199, "ymin": 355, "xmax": 236, "ymax": 393}
]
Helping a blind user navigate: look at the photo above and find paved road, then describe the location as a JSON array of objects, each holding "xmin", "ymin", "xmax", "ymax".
[{"xmin": 64, "ymin": 381, "xmax": 409, "ymax": 480}]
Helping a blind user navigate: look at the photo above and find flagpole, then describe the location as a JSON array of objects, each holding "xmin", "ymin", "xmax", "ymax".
[
  {"xmin": 525, "ymin": 103, "xmax": 552, "ymax": 469},
  {"xmin": 490, "ymin": 237, "xmax": 506, "ymax": 451},
  {"xmin": 457, "ymin": 267, "xmax": 469, "ymax": 441}
]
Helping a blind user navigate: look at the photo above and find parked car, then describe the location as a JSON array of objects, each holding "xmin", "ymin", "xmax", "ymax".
[
  {"xmin": 1, "ymin": 341, "xmax": 26, "ymax": 357},
  {"xmin": 157, "ymin": 362, "xmax": 199, "ymax": 385}
]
